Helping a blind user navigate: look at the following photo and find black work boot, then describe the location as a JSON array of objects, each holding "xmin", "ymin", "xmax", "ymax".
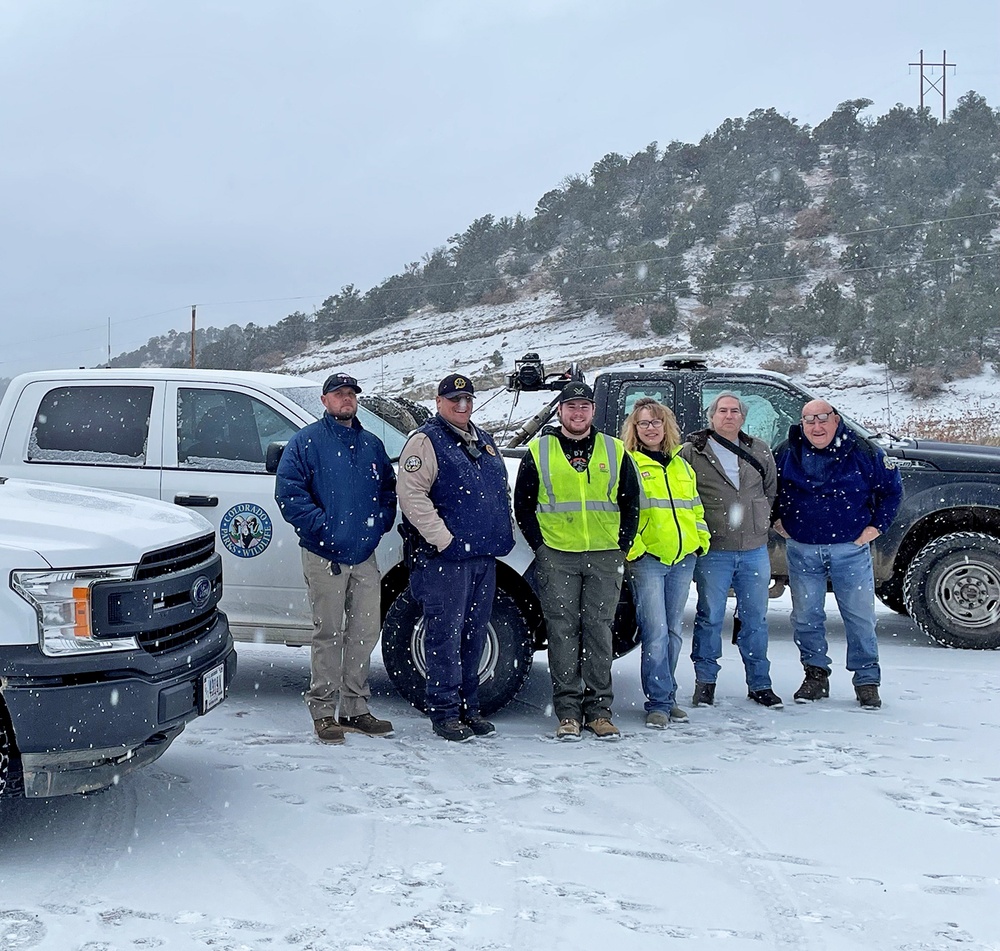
[
  {"xmin": 692, "ymin": 682, "xmax": 716, "ymax": 706},
  {"xmin": 855, "ymin": 684, "xmax": 882, "ymax": 709},
  {"xmin": 432, "ymin": 718, "xmax": 474, "ymax": 742},
  {"xmin": 794, "ymin": 666, "xmax": 831, "ymax": 703},
  {"xmin": 747, "ymin": 688, "xmax": 784, "ymax": 708}
]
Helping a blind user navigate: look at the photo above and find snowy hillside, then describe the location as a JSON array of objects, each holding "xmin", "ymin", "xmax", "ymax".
[{"xmin": 280, "ymin": 291, "xmax": 1000, "ymax": 439}]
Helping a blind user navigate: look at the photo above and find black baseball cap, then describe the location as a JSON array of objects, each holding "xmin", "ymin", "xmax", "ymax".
[
  {"xmin": 438, "ymin": 373, "xmax": 475, "ymax": 399},
  {"xmin": 557, "ymin": 381, "xmax": 595, "ymax": 404},
  {"xmin": 322, "ymin": 372, "xmax": 362, "ymax": 395}
]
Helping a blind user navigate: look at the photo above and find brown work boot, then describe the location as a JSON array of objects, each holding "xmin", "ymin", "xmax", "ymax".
[
  {"xmin": 794, "ymin": 666, "xmax": 831, "ymax": 702},
  {"xmin": 555, "ymin": 718, "xmax": 582, "ymax": 742},
  {"xmin": 314, "ymin": 716, "xmax": 346, "ymax": 745},
  {"xmin": 855, "ymin": 684, "xmax": 882, "ymax": 709},
  {"xmin": 584, "ymin": 717, "xmax": 621, "ymax": 741},
  {"xmin": 339, "ymin": 712, "xmax": 395, "ymax": 737}
]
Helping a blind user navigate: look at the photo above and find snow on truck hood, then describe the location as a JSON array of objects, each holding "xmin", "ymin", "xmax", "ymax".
[{"xmin": 0, "ymin": 478, "xmax": 213, "ymax": 567}]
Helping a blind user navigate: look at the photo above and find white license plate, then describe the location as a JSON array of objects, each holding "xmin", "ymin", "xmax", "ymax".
[{"xmin": 201, "ymin": 662, "xmax": 226, "ymax": 713}]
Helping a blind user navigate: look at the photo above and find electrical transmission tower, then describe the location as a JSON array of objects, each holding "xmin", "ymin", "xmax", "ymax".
[{"xmin": 909, "ymin": 49, "xmax": 956, "ymax": 121}]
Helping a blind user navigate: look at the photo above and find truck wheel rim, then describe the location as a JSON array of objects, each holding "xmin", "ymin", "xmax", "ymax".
[
  {"xmin": 409, "ymin": 618, "xmax": 500, "ymax": 684},
  {"xmin": 936, "ymin": 562, "xmax": 1000, "ymax": 628}
]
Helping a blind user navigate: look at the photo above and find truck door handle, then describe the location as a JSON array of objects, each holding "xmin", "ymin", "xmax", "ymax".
[{"xmin": 174, "ymin": 494, "xmax": 219, "ymax": 508}]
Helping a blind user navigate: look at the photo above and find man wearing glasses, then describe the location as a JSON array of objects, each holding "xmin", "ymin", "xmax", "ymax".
[
  {"xmin": 773, "ymin": 400, "xmax": 902, "ymax": 709},
  {"xmin": 680, "ymin": 393, "xmax": 783, "ymax": 709},
  {"xmin": 396, "ymin": 374, "xmax": 515, "ymax": 741}
]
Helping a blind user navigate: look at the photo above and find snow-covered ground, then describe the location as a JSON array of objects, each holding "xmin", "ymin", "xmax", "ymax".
[{"xmin": 3, "ymin": 592, "xmax": 1000, "ymax": 951}]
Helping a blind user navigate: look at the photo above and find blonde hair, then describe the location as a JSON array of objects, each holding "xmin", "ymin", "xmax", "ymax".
[{"xmin": 621, "ymin": 397, "xmax": 681, "ymax": 453}]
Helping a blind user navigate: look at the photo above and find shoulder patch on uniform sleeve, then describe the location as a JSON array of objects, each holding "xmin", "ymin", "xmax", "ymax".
[{"xmin": 403, "ymin": 455, "xmax": 422, "ymax": 472}]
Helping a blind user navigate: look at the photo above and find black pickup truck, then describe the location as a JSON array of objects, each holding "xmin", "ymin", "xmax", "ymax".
[{"xmin": 506, "ymin": 352, "xmax": 1000, "ymax": 652}]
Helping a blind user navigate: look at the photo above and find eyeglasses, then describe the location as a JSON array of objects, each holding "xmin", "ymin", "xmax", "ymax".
[
  {"xmin": 802, "ymin": 412, "xmax": 836, "ymax": 424},
  {"xmin": 636, "ymin": 419, "xmax": 664, "ymax": 430},
  {"xmin": 446, "ymin": 395, "xmax": 474, "ymax": 406}
]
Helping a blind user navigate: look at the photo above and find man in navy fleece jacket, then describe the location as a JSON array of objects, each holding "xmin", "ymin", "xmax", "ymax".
[{"xmin": 774, "ymin": 399, "xmax": 902, "ymax": 710}]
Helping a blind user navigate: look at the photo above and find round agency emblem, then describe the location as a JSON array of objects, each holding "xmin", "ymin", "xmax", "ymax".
[{"xmin": 220, "ymin": 502, "xmax": 273, "ymax": 558}]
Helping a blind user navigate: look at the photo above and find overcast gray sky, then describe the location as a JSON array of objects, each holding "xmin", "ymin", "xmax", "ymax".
[{"xmin": 1, "ymin": 0, "xmax": 997, "ymax": 375}]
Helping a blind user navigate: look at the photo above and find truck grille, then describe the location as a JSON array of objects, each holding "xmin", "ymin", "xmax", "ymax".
[
  {"xmin": 92, "ymin": 534, "xmax": 223, "ymax": 656},
  {"xmin": 135, "ymin": 534, "xmax": 216, "ymax": 580}
]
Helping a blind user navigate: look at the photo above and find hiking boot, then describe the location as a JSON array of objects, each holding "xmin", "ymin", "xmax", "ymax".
[
  {"xmin": 855, "ymin": 684, "xmax": 882, "ymax": 709},
  {"xmin": 692, "ymin": 682, "xmax": 716, "ymax": 706},
  {"xmin": 645, "ymin": 711, "xmax": 669, "ymax": 730},
  {"xmin": 794, "ymin": 666, "xmax": 831, "ymax": 703},
  {"xmin": 432, "ymin": 718, "xmax": 474, "ymax": 742},
  {"xmin": 314, "ymin": 716, "xmax": 346, "ymax": 745},
  {"xmin": 748, "ymin": 688, "xmax": 784, "ymax": 709},
  {"xmin": 584, "ymin": 718, "xmax": 621, "ymax": 741},
  {"xmin": 461, "ymin": 714, "xmax": 496, "ymax": 737},
  {"xmin": 339, "ymin": 712, "xmax": 395, "ymax": 737},
  {"xmin": 669, "ymin": 705, "xmax": 689, "ymax": 723},
  {"xmin": 555, "ymin": 718, "xmax": 582, "ymax": 742}
]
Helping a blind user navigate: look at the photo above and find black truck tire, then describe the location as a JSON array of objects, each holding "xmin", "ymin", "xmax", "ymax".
[
  {"xmin": 875, "ymin": 577, "xmax": 908, "ymax": 616},
  {"xmin": 0, "ymin": 710, "xmax": 21, "ymax": 799},
  {"xmin": 902, "ymin": 532, "xmax": 1000, "ymax": 649},
  {"xmin": 381, "ymin": 587, "xmax": 534, "ymax": 716}
]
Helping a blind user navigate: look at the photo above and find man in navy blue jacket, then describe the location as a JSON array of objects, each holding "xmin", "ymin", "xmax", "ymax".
[
  {"xmin": 774, "ymin": 399, "xmax": 902, "ymax": 709},
  {"xmin": 275, "ymin": 372, "xmax": 397, "ymax": 745},
  {"xmin": 396, "ymin": 373, "xmax": 515, "ymax": 742}
]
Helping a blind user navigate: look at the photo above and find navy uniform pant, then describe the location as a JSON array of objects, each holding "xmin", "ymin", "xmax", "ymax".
[{"xmin": 410, "ymin": 556, "xmax": 496, "ymax": 724}]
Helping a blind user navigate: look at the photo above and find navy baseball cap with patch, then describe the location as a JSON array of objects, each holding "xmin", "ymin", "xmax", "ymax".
[
  {"xmin": 322, "ymin": 372, "xmax": 362, "ymax": 395},
  {"xmin": 557, "ymin": 381, "xmax": 595, "ymax": 404},
  {"xmin": 438, "ymin": 373, "xmax": 475, "ymax": 399}
]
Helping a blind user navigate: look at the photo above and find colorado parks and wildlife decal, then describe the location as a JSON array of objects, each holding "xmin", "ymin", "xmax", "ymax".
[{"xmin": 220, "ymin": 502, "xmax": 272, "ymax": 557}]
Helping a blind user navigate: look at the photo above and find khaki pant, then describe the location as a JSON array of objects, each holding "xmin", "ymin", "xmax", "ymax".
[{"xmin": 301, "ymin": 549, "xmax": 381, "ymax": 721}]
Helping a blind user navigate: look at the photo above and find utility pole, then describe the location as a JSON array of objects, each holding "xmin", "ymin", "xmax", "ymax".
[
  {"xmin": 909, "ymin": 49, "xmax": 955, "ymax": 121},
  {"xmin": 190, "ymin": 304, "xmax": 197, "ymax": 368}
]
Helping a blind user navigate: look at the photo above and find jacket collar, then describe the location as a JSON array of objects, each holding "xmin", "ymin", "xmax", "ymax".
[{"xmin": 688, "ymin": 428, "xmax": 752, "ymax": 452}]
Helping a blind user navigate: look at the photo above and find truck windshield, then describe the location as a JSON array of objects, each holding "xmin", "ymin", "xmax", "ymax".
[{"xmin": 274, "ymin": 385, "xmax": 409, "ymax": 461}]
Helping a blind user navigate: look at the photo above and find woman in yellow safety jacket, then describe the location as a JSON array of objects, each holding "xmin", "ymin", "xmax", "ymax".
[{"xmin": 622, "ymin": 397, "xmax": 710, "ymax": 729}]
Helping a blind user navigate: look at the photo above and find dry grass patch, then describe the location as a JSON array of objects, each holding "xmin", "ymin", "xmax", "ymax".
[{"xmin": 859, "ymin": 409, "xmax": 1000, "ymax": 446}]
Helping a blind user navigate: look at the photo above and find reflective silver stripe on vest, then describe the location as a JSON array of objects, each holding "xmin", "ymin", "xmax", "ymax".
[
  {"xmin": 535, "ymin": 436, "xmax": 558, "ymax": 512},
  {"xmin": 536, "ymin": 433, "xmax": 621, "ymax": 514},
  {"xmin": 640, "ymin": 496, "xmax": 700, "ymax": 510}
]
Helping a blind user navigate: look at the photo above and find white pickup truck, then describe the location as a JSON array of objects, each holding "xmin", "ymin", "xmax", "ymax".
[
  {"xmin": 0, "ymin": 475, "xmax": 235, "ymax": 798},
  {"xmin": 0, "ymin": 369, "xmax": 542, "ymax": 716}
]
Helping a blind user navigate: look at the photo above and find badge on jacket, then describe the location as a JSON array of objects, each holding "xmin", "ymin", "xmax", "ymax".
[{"xmin": 403, "ymin": 455, "xmax": 422, "ymax": 472}]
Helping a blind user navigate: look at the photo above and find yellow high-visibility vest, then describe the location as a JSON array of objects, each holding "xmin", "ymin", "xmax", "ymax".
[
  {"xmin": 627, "ymin": 448, "xmax": 710, "ymax": 564},
  {"xmin": 529, "ymin": 432, "xmax": 625, "ymax": 552}
]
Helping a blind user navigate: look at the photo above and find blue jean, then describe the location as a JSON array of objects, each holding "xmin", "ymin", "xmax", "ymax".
[
  {"xmin": 409, "ymin": 556, "xmax": 496, "ymax": 723},
  {"xmin": 628, "ymin": 553, "xmax": 696, "ymax": 713},
  {"xmin": 691, "ymin": 545, "xmax": 773, "ymax": 690},
  {"xmin": 786, "ymin": 539, "xmax": 880, "ymax": 685}
]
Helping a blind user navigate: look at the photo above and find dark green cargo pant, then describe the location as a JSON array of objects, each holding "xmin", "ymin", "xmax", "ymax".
[{"xmin": 534, "ymin": 545, "xmax": 624, "ymax": 724}]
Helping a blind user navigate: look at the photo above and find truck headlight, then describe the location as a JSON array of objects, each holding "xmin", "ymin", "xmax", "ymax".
[{"xmin": 12, "ymin": 567, "xmax": 138, "ymax": 656}]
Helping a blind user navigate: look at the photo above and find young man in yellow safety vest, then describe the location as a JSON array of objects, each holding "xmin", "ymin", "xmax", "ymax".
[{"xmin": 513, "ymin": 381, "xmax": 640, "ymax": 742}]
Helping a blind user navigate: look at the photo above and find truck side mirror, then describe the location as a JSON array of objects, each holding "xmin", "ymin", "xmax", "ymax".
[{"xmin": 265, "ymin": 441, "xmax": 287, "ymax": 474}]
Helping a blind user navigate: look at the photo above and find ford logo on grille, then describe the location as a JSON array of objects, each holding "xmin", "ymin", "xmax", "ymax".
[{"xmin": 190, "ymin": 575, "xmax": 213, "ymax": 610}]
